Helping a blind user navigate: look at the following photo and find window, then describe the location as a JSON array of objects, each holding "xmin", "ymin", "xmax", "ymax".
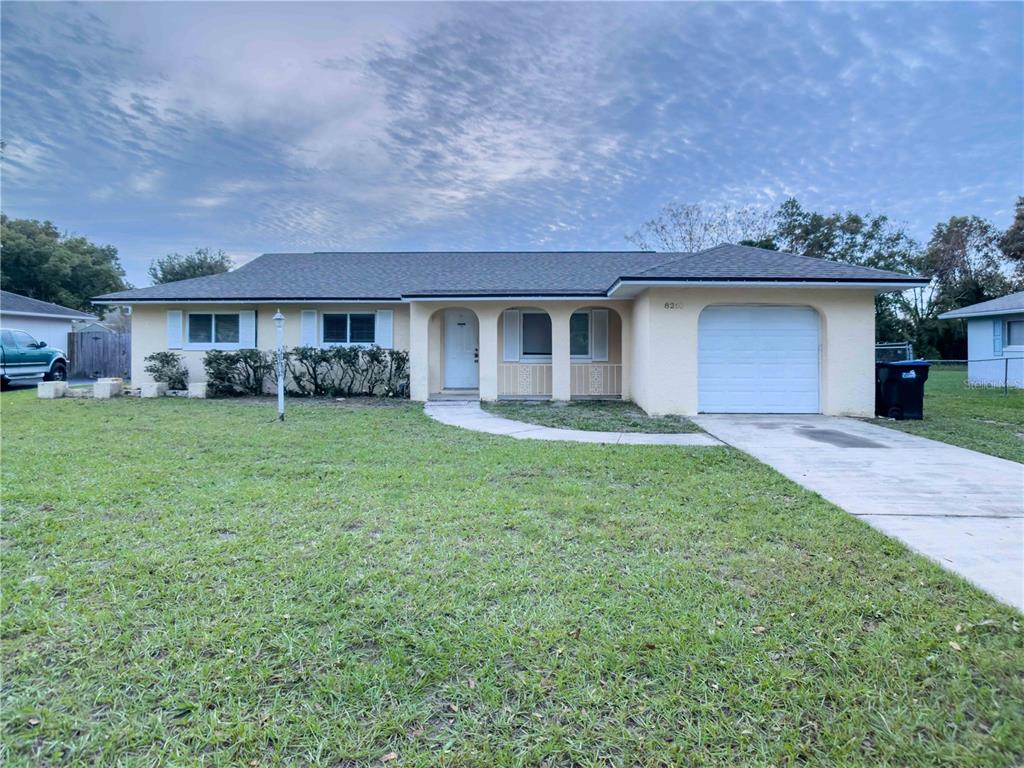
[
  {"xmin": 1007, "ymin": 319, "xmax": 1024, "ymax": 347},
  {"xmin": 188, "ymin": 313, "xmax": 240, "ymax": 346},
  {"xmin": 521, "ymin": 312, "xmax": 552, "ymax": 357},
  {"xmin": 0, "ymin": 331, "xmax": 13, "ymax": 347},
  {"xmin": 11, "ymin": 330, "xmax": 37, "ymax": 348},
  {"xmin": 570, "ymin": 311, "xmax": 590, "ymax": 357},
  {"xmin": 322, "ymin": 313, "xmax": 376, "ymax": 345}
]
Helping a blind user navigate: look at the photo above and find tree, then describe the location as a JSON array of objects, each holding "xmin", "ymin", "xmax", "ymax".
[
  {"xmin": 771, "ymin": 198, "xmax": 923, "ymax": 346},
  {"xmin": 626, "ymin": 202, "xmax": 775, "ymax": 252},
  {"xmin": 148, "ymin": 247, "xmax": 232, "ymax": 285},
  {"xmin": 922, "ymin": 215, "xmax": 1011, "ymax": 311},
  {"xmin": 998, "ymin": 196, "xmax": 1024, "ymax": 280},
  {"xmin": 0, "ymin": 214, "xmax": 128, "ymax": 311}
]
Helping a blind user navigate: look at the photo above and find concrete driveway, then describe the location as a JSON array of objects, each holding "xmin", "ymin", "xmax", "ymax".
[{"xmin": 692, "ymin": 414, "xmax": 1024, "ymax": 611}]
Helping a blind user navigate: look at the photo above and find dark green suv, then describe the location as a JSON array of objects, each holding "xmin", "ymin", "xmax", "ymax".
[{"xmin": 0, "ymin": 328, "xmax": 69, "ymax": 386}]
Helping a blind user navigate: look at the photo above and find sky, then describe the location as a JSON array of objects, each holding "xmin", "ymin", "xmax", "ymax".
[{"xmin": 2, "ymin": 2, "xmax": 1021, "ymax": 287}]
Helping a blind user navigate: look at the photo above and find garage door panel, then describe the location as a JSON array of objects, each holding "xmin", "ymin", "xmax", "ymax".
[{"xmin": 698, "ymin": 305, "xmax": 820, "ymax": 413}]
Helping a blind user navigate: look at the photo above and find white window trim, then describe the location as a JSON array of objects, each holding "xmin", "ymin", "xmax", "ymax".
[
  {"xmin": 514, "ymin": 310, "xmax": 593, "ymax": 363},
  {"xmin": 185, "ymin": 312, "xmax": 243, "ymax": 350},
  {"xmin": 321, "ymin": 312, "xmax": 377, "ymax": 348}
]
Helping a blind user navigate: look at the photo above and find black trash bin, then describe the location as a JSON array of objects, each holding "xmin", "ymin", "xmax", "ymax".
[{"xmin": 875, "ymin": 360, "xmax": 930, "ymax": 420}]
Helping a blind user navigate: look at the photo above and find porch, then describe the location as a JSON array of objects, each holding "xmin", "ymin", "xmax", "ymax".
[{"xmin": 412, "ymin": 300, "xmax": 631, "ymax": 402}]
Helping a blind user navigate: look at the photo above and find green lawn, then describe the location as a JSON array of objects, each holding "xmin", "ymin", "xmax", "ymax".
[
  {"xmin": 2, "ymin": 393, "xmax": 1022, "ymax": 766},
  {"xmin": 482, "ymin": 399, "xmax": 701, "ymax": 433},
  {"xmin": 869, "ymin": 367, "xmax": 1024, "ymax": 463}
]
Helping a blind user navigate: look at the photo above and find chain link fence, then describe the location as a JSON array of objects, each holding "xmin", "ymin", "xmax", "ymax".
[{"xmin": 877, "ymin": 344, "xmax": 1020, "ymax": 395}]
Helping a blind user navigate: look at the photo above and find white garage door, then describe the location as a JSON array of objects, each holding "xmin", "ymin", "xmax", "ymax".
[{"xmin": 698, "ymin": 305, "xmax": 820, "ymax": 413}]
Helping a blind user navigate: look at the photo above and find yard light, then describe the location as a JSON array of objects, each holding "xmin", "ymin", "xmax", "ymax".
[{"xmin": 273, "ymin": 309, "xmax": 285, "ymax": 421}]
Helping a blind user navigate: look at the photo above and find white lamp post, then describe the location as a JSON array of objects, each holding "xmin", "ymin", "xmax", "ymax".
[{"xmin": 273, "ymin": 309, "xmax": 285, "ymax": 421}]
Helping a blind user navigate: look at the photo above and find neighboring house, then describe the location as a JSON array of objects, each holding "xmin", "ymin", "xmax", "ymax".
[
  {"xmin": 73, "ymin": 320, "xmax": 116, "ymax": 335},
  {"xmin": 938, "ymin": 291, "xmax": 1024, "ymax": 389},
  {"xmin": 0, "ymin": 290, "xmax": 94, "ymax": 351},
  {"xmin": 93, "ymin": 244, "xmax": 926, "ymax": 415}
]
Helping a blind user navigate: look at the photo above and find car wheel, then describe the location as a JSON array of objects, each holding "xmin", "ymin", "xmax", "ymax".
[{"xmin": 44, "ymin": 361, "xmax": 67, "ymax": 382}]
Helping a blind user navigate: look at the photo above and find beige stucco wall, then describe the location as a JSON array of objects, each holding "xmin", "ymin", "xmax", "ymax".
[
  {"xmin": 630, "ymin": 286, "xmax": 877, "ymax": 416},
  {"xmin": 129, "ymin": 303, "xmax": 409, "ymax": 384}
]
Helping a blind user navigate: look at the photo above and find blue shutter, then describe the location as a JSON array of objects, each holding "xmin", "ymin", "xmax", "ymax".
[
  {"xmin": 503, "ymin": 310, "xmax": 520, "ymax": 361},
  {"xmin": 300, "ymin": 310, "xmax": 317, "ymax": 347},
  {"xmin": 993, "ymin": 319, "xmax": 1003, "ymax": 357},
  {"xmin": 239, "ymin": 310, "xmax": 257, "ymax": 348},
  {"xmin": 375, "ymin": 310, "xmax": 394, "ymax": 348},
  {"xmin": 591, "ymin": 309, "xmax": 609, "ymax": 361},
  {"xmin": 166, "ymin": 310, "xmax": 183, "ymax": 349}
]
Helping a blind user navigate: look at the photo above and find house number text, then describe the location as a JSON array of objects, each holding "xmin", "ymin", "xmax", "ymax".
[{"xmin": 663, "ymin": 302, "xmax": 682, "ymax": 310}]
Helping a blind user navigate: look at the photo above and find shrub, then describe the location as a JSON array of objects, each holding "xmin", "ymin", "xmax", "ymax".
[
  {"xmin": 143, "ymin": 351, "xmax": 188, "ymax": 390},
  {"xmin": 203, "ymin": 350, "xmax": 275, "ymax": 397},
  {"xmin": 286, "ymin": 346, "xmax": 409, "ymax": 398}
]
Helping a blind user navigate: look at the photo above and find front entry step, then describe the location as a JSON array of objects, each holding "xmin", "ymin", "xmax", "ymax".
[{"xmin": 428, "ymin": 389, "xmax": 480, "ymax": 402}]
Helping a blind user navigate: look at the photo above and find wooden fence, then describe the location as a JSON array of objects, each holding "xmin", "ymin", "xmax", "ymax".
[{"xmin": 67, "ymin": 331, "xmax": 131, "ymax": 379}]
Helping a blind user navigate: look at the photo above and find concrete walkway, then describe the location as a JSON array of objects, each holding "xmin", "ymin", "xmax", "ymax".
[
  {"xmin": 424, "ymin": 401, "xmax": 722, "ymax": 446},
  {"xmin": 693, "ymin": 414, "xmax": 1024, "ymax": 611}
]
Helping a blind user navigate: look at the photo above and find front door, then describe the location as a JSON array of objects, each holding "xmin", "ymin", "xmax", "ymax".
[{"xmin": 444, "ymin": 309, "xmax": 479, "ymax": 389}]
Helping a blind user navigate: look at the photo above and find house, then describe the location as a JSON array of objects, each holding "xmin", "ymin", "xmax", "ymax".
[
  {"xmin": 938, "ymin": 291, "xmax": 1024, "ymax": 388},
  {"xmin": 93, "ymin": 244, "xmax": 927, "ymax": 415},
  {"xmin": 0, "ymin": 290, "xmax": 94, "ymax": 350}
]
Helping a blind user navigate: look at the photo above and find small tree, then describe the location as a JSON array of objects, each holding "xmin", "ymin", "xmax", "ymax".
[{"xmin": 148, "ymin": 248, "xmax": 232, "ymax": 285}]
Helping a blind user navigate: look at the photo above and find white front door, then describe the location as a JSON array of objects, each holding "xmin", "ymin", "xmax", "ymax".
[
  {"xmin": 444, "ymin": 309, "xmax": 479, "ymax": 389},
  {"xmin": 698, "ymin": 305, "xmax": 820, "ymax": 413}
]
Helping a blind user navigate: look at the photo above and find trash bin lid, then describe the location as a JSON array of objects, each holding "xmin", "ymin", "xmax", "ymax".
[{"xmin": 887, "ymin": 360, "xmax": 931, "ymax": 367}]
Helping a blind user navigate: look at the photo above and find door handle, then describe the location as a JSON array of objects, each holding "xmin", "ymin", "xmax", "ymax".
[{"xmin": 474, "ymin": 347, "xmax": 479, "ymax": 363}]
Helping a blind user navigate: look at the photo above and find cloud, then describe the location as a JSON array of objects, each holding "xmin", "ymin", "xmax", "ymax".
[{"xmin": 0, "ymin": 1, "xmax": 1020, "ymax": 285}]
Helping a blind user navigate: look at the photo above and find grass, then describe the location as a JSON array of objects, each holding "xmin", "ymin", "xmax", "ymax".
[
  {"xmin": 869, "ymin": 367, "xmax": 1024, "ymax": 463},
  {"xmin": 2, "ymin": 393, "xmax": 1022, "ymax": 767},
  {"xmin": 482, "ymin": 399, "xmax": 701, "ymax": 433}
]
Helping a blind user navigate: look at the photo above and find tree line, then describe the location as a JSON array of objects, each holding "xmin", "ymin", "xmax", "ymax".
[
  {"xmin": 0, "ymin": 213, "xmax": 232, "ymax": 312},
  {"xmin": 629, "ymin": 198, "xmax": 1024, "ymax": 359}
]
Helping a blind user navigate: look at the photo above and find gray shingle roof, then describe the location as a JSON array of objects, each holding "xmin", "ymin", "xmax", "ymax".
[
  {"xmin": 93, "ymin": 244, "xmax": 925, "ymax": 303},
  {"xmin": 938, "ymin": 291, "xmax": 1024, "ymax": 319},
  {"xmin": 623, "ymin": 244, "xmax": 926, "ymax": 284},
  {"xmin": 1, "ymin": 290, "xmax": 94, "ymax": 319}
]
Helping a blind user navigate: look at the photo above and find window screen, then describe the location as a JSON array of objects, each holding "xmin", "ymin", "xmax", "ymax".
[
  {"xmin": 214, "ymin": 314, "xmax": 240, "ymax": 343},
  {"xmin": 323, "ymin": 314, "xmax": 348, "ymax": 343},
  {"xmin": 1008, "ymin": 320, "xmax": 1024, "ymax": 346},
  {"xmin": 349, "ymin": 313, "xmax": 375, "ymax": 343},
  {"xmin": 521, "ymin": 313, "xmax": 552, "ymax": 356},
  {"xmin": 188, "ymin": 314, "xmax": 213, "ymax": 343},
  {"xmin": 570, "ymin": 312, "xmax": 590, "ymax": 356}
]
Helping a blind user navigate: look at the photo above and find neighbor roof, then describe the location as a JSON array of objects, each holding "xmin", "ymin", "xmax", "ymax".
[
  {"xmin": 1, "ymin": 290, "xmax": 94, "ymax": 319},
  {"xmin": 938, "ymin": 291, "xmax": 1024, "ymax": 320},
  {"xmin": 93, "ymin": 244, "xmax": 926, "ymax": 303}
]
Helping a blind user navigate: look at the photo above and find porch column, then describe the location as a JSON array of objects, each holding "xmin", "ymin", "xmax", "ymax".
[
  {"xmin": 477, "ymin": 307, "xmax": 500, "ymax": 401},
  {"xmin": 550, "ymin": 307, "xmax": 572, "ymax": 401},
  {"xmin": 619, "ymin": 305, "xmax": 632, "ymax": 401},
  {"xmin": 409, "ymin": 301, "xmax": 431, "ymax": 401}
]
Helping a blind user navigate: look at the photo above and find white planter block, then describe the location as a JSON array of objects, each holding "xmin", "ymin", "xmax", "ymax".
[
  {"xmin": 140, "ymin": 382, "xmax": 168, "ymax": 398},
  {"xmin": 37, "ymin": 381, "xmax": 67, "ymax": 399},
  {"xmin": 188, "ymin": 382, "xmax": 208, "ymax": 399},
  {"xmin": 93, "ymin": 380, "xmax": 123, "ymax": 399}
]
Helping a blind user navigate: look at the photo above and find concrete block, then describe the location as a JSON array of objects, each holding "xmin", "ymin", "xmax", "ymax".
[
  {"xmin": 93, "ymin": 380, "xmax": 123, "ymax": 399},
  {"xmin": 37, "ymin": 381, "xmax": 67, "ymax": 399},
  {"xmin": 140, "ymin": 382, "xmax": 168, "ymax": 398},
  {"xmin": 188, "ymin": 382, "xmax": 208, "ymax": 399}
]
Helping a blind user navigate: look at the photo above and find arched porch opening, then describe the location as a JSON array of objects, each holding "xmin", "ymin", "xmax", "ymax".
[
  {"xmin": 496, "ymin": 307, "xmax": 553, "ymax": 398},
  {"xmin": 568, "ymin": 306, "xmax": 623, "ymax": 399},
  {"xmin": 427, "ymin": 306, "xmax": 480, "ymax": 396}
]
